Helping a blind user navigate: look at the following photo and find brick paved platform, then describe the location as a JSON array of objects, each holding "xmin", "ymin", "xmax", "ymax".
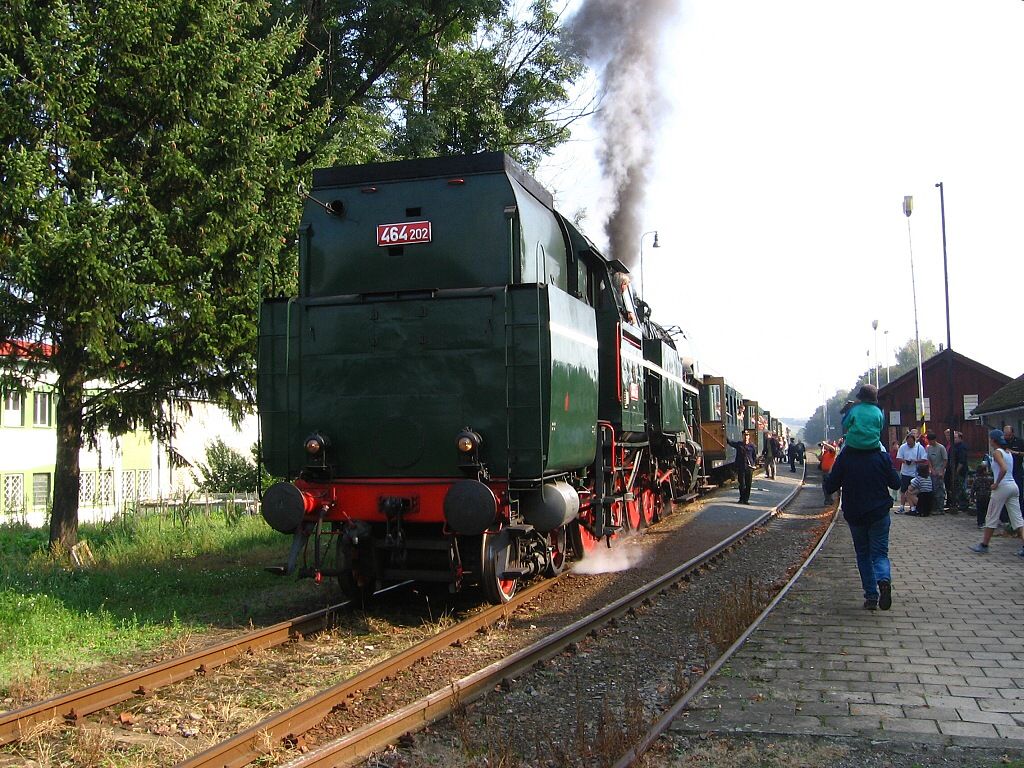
[{"xmin": 672, "ymin": 473, "xmax": 1024, "ymax": 749}]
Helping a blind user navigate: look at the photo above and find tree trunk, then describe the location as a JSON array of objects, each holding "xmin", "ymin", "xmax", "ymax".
[{"xmin": 49, "ymin": 366, "xmax": 86, "ymax": 554}]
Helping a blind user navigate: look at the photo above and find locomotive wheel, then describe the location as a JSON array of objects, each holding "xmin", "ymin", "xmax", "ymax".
[
  {"xmin": 545, "ymin": 525, "xmax": 568, "ymax": 576},
  {"xmin": 653, "ymin": 483, "xmax": 673, "ymax": 522},
  {"xmin": 568, "ymin": 518, "xmax": 601, "ymax": 559},
  {"xmin": 624, "ymin": 495, "xmax": 643, "ymax": 532},
  {"xmin": 481, "ymin": 530, "xmax": 518, "ymax": 604},
  {"xmin": 639, "ymin": 486, "xmax": 657, "ymax": 528},
  {"xmin": 337, "ymin": 536, "xmax": 377, "ymax": 606}
]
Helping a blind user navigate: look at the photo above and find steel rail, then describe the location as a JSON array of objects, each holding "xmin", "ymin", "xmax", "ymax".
[
  {"xmin": 268, "ymin": 471, "xmax": 807, "ymax": 768},
  {"xmin": 612, "ymin": 476, "xmax": 835, "ymax": 768},
  {"xmin": 0, "ymin": 581, "xmax": 405, "ymax": 746},
  {"xmin": 175, "ymin": 577, "xmax": 559, "ymax": 768}
]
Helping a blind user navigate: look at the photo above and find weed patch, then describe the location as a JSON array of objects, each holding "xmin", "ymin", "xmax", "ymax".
[{"xmin": 0, "ymin": 512, "xmax": 321, "ymax": 695}]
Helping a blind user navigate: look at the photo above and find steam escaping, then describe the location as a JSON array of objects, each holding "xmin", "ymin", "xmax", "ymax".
[
  {"xmin": 565, "ymin": 0, "xmax": 680, "ymax": 268},
  {"xmin": 571, "ymin": 538, "xmax": 646, "ymax": 575}
]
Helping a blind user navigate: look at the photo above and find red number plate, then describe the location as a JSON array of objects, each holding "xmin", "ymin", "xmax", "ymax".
[{"xmin": 376, "ymin": 221, "xmax": 432, "ymax": 247}]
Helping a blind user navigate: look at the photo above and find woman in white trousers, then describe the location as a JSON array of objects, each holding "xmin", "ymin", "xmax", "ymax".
[{"xmin": 970, "ymin": 429, "xmax": 1024, "ymax": 556}]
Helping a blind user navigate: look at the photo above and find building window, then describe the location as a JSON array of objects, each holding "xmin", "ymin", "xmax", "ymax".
[
  {"xmin": 3, "ymin": 390, "xmax": 24, "ymax": 427},
  {"xmin": 3, "ymin": 474, "xmax": 25, "ymax": 513},
  {"xmin": 79, "ymin": 472, "xmax": 96, "ymax": 507},
  {"xmin": 32, "ymin": 473, "xmax": 51, "ymax": 510},
  {"xmin": 98, "ymin": 470, "xmax": 114, "ymax": 505},
  {"xmin": 122, "ymin": 471, "xmax": 136, "ymax": 505},
  {"xmin": 33, "ymin": 391, "xmax": 52, "ymax": 427},
  {"xmin": 138, "ymin": 470, "xmax": 152, "ymax": 500}
]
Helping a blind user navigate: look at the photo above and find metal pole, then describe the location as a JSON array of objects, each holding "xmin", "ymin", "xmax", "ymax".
[
  {"xmin": 937, "ymin": 182, "xmax": 957, "ymax": 445},
  {"xmin": 884, "ymin": 329, "xmax": 890, "ymax": 384},
  {"xmin": 904, "ymin": 196, "xmax": 926, "ymax": 431},
  {"xmin": 638, "ymin": 230, "xmax": 659, "ymax": 299},
  {"xmin": 936, "ymin": 182, "xmax": 951, "ymax": 350},
  {"xmin": 872, "ymin": 319, "xmax": 879, "ymax": 387}
]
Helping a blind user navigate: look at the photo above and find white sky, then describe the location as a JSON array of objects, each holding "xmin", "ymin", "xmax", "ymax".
[{"xmin": 537, "ymin": 0, "xmax": 1024, "ymax": 422}]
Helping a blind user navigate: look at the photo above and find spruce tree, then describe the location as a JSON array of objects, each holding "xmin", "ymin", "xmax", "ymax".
[{"xmin": 0, "ymin": 0, "xmax": 329, "ymax": 550}]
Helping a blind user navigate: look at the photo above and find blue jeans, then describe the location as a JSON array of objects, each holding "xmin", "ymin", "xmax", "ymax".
[{"xmin": 848, "ymin": 515, "xmax": 891, "ymax": 600}]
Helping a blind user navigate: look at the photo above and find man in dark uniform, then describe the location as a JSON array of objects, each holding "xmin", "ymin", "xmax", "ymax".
[{"xmin": 728, "ymin": 431, "xmax": 757, "ymax": 504}]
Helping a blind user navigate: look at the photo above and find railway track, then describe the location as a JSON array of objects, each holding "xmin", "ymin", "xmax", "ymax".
[
  {"xmin": 0, "ymin": 583, "xmax": 411, "ymax": 747},
  {"xmin": 611, "ymin": 483, "xmax": 839, "ymax": 768},
  {"xmin": 178, "ymin": 468, "xmax": 810, "ymax": 768},
  {"xmin": 2, "ymin": 466, "xmax": 811, "ymax": 767}
]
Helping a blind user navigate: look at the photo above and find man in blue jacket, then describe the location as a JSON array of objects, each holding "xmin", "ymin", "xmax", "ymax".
[{"xmin": 823, "ymin": 446, "xmax": 901, "ymax": 610}]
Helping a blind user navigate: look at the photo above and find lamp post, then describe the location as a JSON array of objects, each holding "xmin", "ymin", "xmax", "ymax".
[
  {"xmin": 884, "ymin": 329, "xmax": 890, "ymax": 384},
  {"xmin": 936, "ymin": 181, "xmax": 957, "ymax": 442},
  {"xmin": 872, "ymin": 319, "xmax": 879, "ymax": 387},
  {"xmin": 904, "ymin": 195, "xmax": 926, "ymax": 430},
  {"xmin": 639, "ymin": 230, "xmax": 659, "ymax": 299}
]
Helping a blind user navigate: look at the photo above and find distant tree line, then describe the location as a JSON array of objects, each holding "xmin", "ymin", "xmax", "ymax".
[{"xmin": 802, "ymin": 338, "xmax": 939, "ymax": 445}]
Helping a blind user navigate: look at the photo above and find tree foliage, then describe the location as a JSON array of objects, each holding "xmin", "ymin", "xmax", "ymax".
[
  {"xmin": 195, "ymin": 439, "xmax": 259, "ymax": 493},
  {"xmin": 0, "ymin": 0, "xmax": 329, "ymax": 549},
  {"xmin": 802, "ymin": 338, "xmax": 939, "ymax": 444},
  {"xmin": 277, "ymin": 0, "xmax": 585, "ymax": 167},
  {"xmin": 385, "ymin": 1, "xmax": 587, "ymax": 168}
]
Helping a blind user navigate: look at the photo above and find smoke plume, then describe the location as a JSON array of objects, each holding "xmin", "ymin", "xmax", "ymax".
[
  {"xmin": 565, "ymin": 0, "xmax": 680, "ymax": 268},
  {"xmin": 570, "ymin": 534, "xmax": 646, "ymax": 575}
]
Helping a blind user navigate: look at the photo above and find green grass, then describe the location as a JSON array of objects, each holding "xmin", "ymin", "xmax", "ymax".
[{"xmin": 0, "ymin": 512, "xmax": 320, "ymax": 692}]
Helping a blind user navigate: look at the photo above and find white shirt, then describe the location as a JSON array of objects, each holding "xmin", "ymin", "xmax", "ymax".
[
  {"xmin": 994, "ymin": 448, "xmax": 1018, "ymax": 488},
  {"xmin": 896, "ymin": 442, "xmax": 927, "ymax": 477}
]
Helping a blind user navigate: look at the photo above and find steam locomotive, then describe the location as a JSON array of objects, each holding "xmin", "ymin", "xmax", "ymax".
[{"xmin": 258, "ymin": 153, "xmax": 782, "ymax": 604}]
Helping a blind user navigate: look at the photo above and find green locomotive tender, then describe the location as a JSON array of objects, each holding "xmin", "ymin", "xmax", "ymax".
[{"xmin": 259, "ymin": 153, "xmax": 701, "ymax": 604}]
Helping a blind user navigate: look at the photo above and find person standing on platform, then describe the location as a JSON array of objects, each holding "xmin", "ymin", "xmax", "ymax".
[
  {"xmin": 925, "ymin": 431, "xmax": 948, "ymax": 514},
  {"xmin": 895, "ymin": 432, "xmax": 928, "ymax": 514},
  {"xmin": 970, "ymin": 429, "xmax": 1024, "ymax": 555},
  {"xmin": 950, "ymin": 431, "xmax": 969, "ymax": 511},
  {"xmin": 762, "ymin": 433, "xmax": 778, "ymax": 479},
  {"xmin": 797, "ymin": 440, "xmax": 806, "ymax": 465},
  {"xmin": 972, "ymin": 463, "xmax": 992, "ymax": 530},
  {"xmin": 789, "ymin": 438, "xmax": 798, "ymax": 473},
  {"xmin": 823, "ymin": 442, "xmax": 901, "ymax": 610},
  {"xmin": 888, "ymin": 440, "xmax": 901, "ymax": 504},
  {"xmin": 728, "ymin": 431, "xmax": 757, "ymax": 504},
  {"xmin": 1003, "ymin": 425, "xmax": 1024, "ymax": 512},
  {"xmin": 820, "ymin": 441, "xmax": 838, "ymax": 504}
]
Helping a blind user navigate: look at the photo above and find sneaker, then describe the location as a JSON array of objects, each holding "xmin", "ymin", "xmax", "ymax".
[
  {"xmin": 969, "ymin": 543, "xmax": 990, "ymax": 554},
  {"xmin": 897, "ymin": 505, "xmax": 905, "ymax": 514},
  {"xmin": 863, "ymin": 599, "xmax": 878, "ymax": 610},
  {"xmin": 1016, "ymin": 547, "xmax": 1024, "ymax": 558},
  {"xmin": 878, "ymin": 580, "xmax": 892, "ymax": 611}
]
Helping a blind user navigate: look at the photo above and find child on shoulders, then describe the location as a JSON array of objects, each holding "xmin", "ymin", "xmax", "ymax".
[{"xmin": 841, "ymin": 383, "xmax": 884, "ymax": 451}]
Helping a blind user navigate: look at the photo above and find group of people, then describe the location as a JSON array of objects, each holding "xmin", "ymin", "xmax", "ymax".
[
  {"xmin": 822, "ymin": 382, "xmax": 1024, "ymax": 613},
  {"xmin": 727, "ymin": 431, "xmax": 806, "ymax": 503},
  {"xmin": 758, "ymin": 433, "xmax": 806, "ymax": 479}
]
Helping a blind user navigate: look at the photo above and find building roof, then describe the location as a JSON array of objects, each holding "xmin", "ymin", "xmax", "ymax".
[
  {"xmin": 0, "ymin": 340, "xmax": 54, "ymax": 359},
  {"xmin": 876, "ymin": 347, "xmax": 1011, "ymax": 400},
  {"xmin": 974, "ymin": 372, "xmax": 1024, "ymax": 416}
]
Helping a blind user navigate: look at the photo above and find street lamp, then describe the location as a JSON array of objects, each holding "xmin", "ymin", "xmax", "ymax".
[
  {"xmin": 639, "ymin": 230, "xmax": 659, "ymax": 299},
  {"xmin": 872, "ymin": 319, "xmax": 879, "ymax": 387},
  {"xmin": 904, "ymin": 195, "xmax": 926, "ymax": 429},
  {"xmin": 884, "ymin": 329, "xmax": 890, "ymax": 384},
  {"xmin": 937, "ymin": 181, "xmax": 956, "ymax": 441}
]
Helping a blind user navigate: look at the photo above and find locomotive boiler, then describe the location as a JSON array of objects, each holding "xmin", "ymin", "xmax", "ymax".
[{"xmin": 258, "ymin": 153, "xmax": 701, "ymax": 604}]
